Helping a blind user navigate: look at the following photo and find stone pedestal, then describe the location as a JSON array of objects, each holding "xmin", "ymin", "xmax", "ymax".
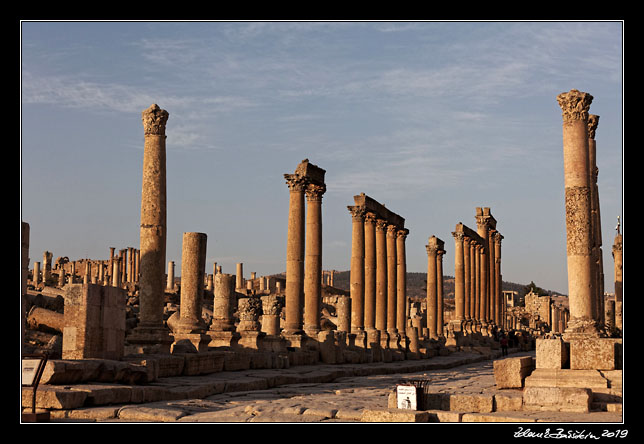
[
  {"xmin": 63, "ymin": 283, "xmax": 126, "ymax": 360},
  {"xmin": 536, "ymin": 337, "xmax": 569, "ymax": 369},
  {"xmin": 209, "ymin": 273, "xmax": 239, "ymax": 347},
  {"xmin": 237, "ymin": 297, "xmax": 265, "ymax": 350}
]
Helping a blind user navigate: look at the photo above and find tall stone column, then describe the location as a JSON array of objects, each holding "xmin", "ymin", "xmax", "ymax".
[
  {"xmin": 488, "ymin": 230, "xmax": 496, "ymax": 325},
  {"xmin": 236, "ymin": 263, "xmax": 244, "ymax": 290},
  {"xmin": 556, "ymin": 89, "xmax": 598, "ymax": 337},
  {"xmin": 463, "ymin": 236, "xmax": 471, "ymax": 323},
  {"xmin": 127, "ymin": 104, "xmax": 173, "ymax": 354},
  {"xmin": 283, "ymin": 173, "xmax": 308, "ymax": 335},
  {"xmin": 386, "ymin": 224, "xmax": 398, "ymax": 340},
  {"xmin": 469, "ymin": 240, "xmax": 477, "ymax": 326},
  {"xmin": 476, "ymin": 209, "xmax": 490, "ymax": 331},
  {"xmin": 167, "ymin": 260, "xmax": 175, "ymax": 291},
  {"xmin": 436, "ymin": 245, "xmax": 446, "ymax": 338},
  {"xmin": 426, "ymin": 236, "xmax": 439, "ymax": 340},
  {"xmin": 588, "ymin": 114, "xmax": 605, "ymax": 327},
  {"xmin": 494, "ymin": 232, "xmax": 503, "ymax": 328},
  {"xmin": 33, "ymin": 261, "xmax": 40, "ymax": 285},
  {"xmin": 396, "ymin": 228, "xmax": 409, "ymax": 338},
  {"xmin": 612, "ymin": 220, "xmax": 622, "ymax": 333},
  {"xmin": 174, "ymin": 232, "xmax": 209, "ymax": 351},
  {"xmin": 363, "ymin": 213, "xmax": 379, "ymax": 351},
  {"xmin": 475, "ymin": 243, "xmax": 483, "ymax": 330},
  {"xmin": 304, "ymin": 182, "xmax": 325, "ymax": 336},
  {"xmin": 375, "ymin": 219, "xmax": 388, "ymax": 336},
  {"xmin": 452, "ymin": 231, "xmax": 465, "ymax": 323},
  {"xmin": 348, "ymin": 206, "xmax": 366, "ymax": 332}
]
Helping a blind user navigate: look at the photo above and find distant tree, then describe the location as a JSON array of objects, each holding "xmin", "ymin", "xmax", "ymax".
[{"xmin": 524, "ymin": 280, "xmax": 547, "ymax": 296}]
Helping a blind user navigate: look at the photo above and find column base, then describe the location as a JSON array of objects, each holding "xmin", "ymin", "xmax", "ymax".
[
  {"xmin": 125, "ymin": 324, "xmax": 174, "ymax": 355},
  {"xmin": 172, "ymin": 333, "xmax": 210, "ymax": 353},
  {"xmin": 207, "ymin": 330, "xmax": 241, "ymax": 348}
]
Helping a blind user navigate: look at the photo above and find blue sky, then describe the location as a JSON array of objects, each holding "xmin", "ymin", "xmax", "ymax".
[{"xmin": 20, "ymin": 21, "xmax": 623, "ymax": 294}]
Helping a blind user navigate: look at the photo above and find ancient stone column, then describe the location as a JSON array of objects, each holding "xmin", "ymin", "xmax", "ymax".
[
  {"xmin": 556, "ymin": 89, "xmax": 598, "ymax": 337},
  {"xmin": 261, "ymin": 295, "xmax": 282, "ymax": 336},
  {"xmin": 236, "ymin": 263, "xmax": 244, "ymax": 290},
  {"xmin": 209, "ymin": 273, "xmax": 240, "ymax": 347},
  {"xmin": 588, "ymin": 114, "xmax": 605, "ymax": 326},
  {"xmin": 463, "ymin": 236, "xmax": 471, "ymax": 322},
  {"xmin": 474, "ymin": 243, "xmax": 482, "ymax": 330},
  {"xmin": 33, "ymin": 261, "xmax": 40, "ymax": 285},
  {"xmin": 174, "ymin": 232, "xmax": 209, "ymax": 351},
  {"xmin": 348, "ymin": 205, "xmax": 366, "ymax": 332},
  {"xmin": 426, "ymin": 236, "xmax": 439, "ymax": 340},
  {"xmin": 283, "ymin": 172, "xmax": 308, "ymax": 335},
  {"xmin": 436, "ymin": 245, "xmax": 446, "ymax": 338},
  {"xmin": 396, "ymin": 228, "xmax": 409, "ymax": 338},
  {"xmin": 488, "ymin": 230, "xmax": 496, "ymax": 325},
  {"xmin": 43, "ymin": 251, "xmax": 52, "ymax": 283},
  {"xmin": 237, "ymin": 296, "xmax": 265, "ymax": 349},
  {"xmin": 452, "ymin": 230, "xmax": 465, "ymax": 322},
  {"xmin": 337, "ymin": 295, "xmax": 351, "ymax": 333},
  {"xmin": 469, "ymin": 240, "xmax": 477, "ymax": 325},
  {"xmin": 364, "ymin": 213, "xmax": 377, "ymax": 333},
  {"xmin": 476, "ymin": 210, "xmax": 490, "ymax": 330},
  {"xmin": 612, "ymin": 219, "xmax": 622, "ymax": 333},
  {"xmin": 127, "ymin": 104, "xmax": 172, "ymax": 353},
  {"xmin": 21, "ymin": 222, "xmax": 29, "ymax": 350},
  {"xmin": 304, "ymin": 182, "xmax": 326, "ymax": 336},
  {"xmin": 167, "ymin": 260, "xmax": 175, "ymax": 291},
  {"xmin": 111, "ymin": 258, "xmax": 121, "ymax": 288},
  {"xmin": 494, "ymin": 232, "xmax": 503, "ymax": 328},
  {"xmin": 375, "ymin": 219, "xmax": 388, "ymax": 334},
  {"xmin": 386, "ymin": 224, "xmax": 398, "ymax": 338}
]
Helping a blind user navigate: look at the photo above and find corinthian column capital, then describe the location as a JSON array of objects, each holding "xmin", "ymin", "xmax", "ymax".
[
  {"xmin": 142, "ymin": 104, "xmax": 169, "ymax": 136},
  {"xmin": 284, "ymin": 174, "xmax": 308, "ymax": 192},
  {"xmin": 305, "ymin": 183, "xmax": 326, "ymax": 201},
  {"xmin": 556, "ymin": 89, "xmax": 594, "ymax": 123},
  {"xmin": 348, "ymin": 205, "xmax": 366, "ymax": 222}
]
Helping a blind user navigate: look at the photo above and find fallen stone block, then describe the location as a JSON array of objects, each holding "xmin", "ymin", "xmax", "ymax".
[
  {"xmin": 493, "ymin": 356, "xmax": 534, "ymax": 389},
  {"xmin": 523, "ymin": 386, "xmax": 591, "ymax": 413},
  {"xmin": 361, "ymin": 408, "xmax": 430, "ymax": 422}
]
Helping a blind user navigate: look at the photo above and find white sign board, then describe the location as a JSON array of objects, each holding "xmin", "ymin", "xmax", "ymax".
[
  {"xmin": 396, "ymin": 385, "xmax": 418, "ymax": 410},
  {"xmin": 22, "ymin": 359, "xmax": 43, "ymax": 386}
]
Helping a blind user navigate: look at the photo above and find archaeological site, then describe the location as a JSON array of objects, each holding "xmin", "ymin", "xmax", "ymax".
[{"xmin": 21, "ymin": 91, "xmax": 623, "ymax": 425}]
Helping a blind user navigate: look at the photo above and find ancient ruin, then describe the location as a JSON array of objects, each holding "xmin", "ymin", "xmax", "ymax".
[{"xmin": 21, "ymin": 94, "xmax": 622, "ymax": 423}]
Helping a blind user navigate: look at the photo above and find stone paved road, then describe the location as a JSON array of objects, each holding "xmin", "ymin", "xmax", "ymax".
[{"xmin": 48, "ymin": 350, "xmax": 623, "ymax": 424}]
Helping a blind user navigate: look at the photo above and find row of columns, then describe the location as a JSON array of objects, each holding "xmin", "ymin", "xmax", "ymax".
[{"xmin": 347, "ymin": 193, "xmax": 408, "ymax": 349}]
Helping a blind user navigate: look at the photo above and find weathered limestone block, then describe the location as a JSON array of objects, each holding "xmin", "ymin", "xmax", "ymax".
[
  {"xmin": 523, "ymin": 386, "xmax": 591, "ymax": 413},
  {"xmin": 361, "ymin": 409, "xmax": 430, "ymax": 422},
  {"xmin": 27, "ymin": 306, "xmax": 65, "ymax": 334},
  {"xmin": 445, "ymin": 393, "xmax": 494, "ymax": 413},
  {"xmin": 493, "ymin": 356, "xmax": 534, "ymax": 389},
  {"xmin": 22, "ymin": 385, "xmax": 87, "ymax": 410},
  {"xmin": 39, "ymin": 359, "xmax": 148, "ymax": 385},
  {"xmin": 494, "ymin": 390, "xmax": 524, "ymax": 411},
  {"xmin": 176, "ymin": 351, "xmax": 225, "ymax": 376},
  {"xmin": 569, "ymin": 338, "xmax": 620, "ymax": 370},
  {"xmin": 222, "ymin": 350, "xmax": 252, "ymax": 371},
  {"xmin": 63, "ymin": 283, "xmax": 126, "ymax": 360},
  {"xmin": 536, "ymin": 337, "xmax": 569, "ymax": 369},
  {"xmin": 524, "ymin": 368, "xmax": 608, "ymax": 390}
]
